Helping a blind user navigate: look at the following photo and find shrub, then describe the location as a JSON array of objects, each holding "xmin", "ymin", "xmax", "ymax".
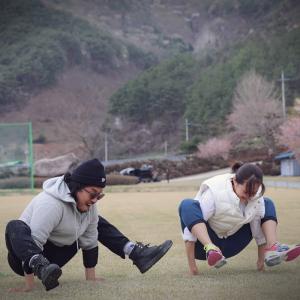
[
  {"xmin": 126, "ymin": 44, "xmax": 158, "ymax": 69},
  {"xmin": 0, "ymin": 177, "xmax": 31, "ymax": 189},
  {"xmin": 106, "ymin": 174, "xmax": 139, "ymax": 185},
  {"xmin": 180, "ymin": 136, "xmax": 201, "ymax": 154}
]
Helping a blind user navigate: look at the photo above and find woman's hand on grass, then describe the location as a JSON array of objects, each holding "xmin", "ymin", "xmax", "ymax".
[
  {"xmin": 189, "ymin": 267, "xmax": 199, "ymax": 276},
  {"xmin": 257, "ymin": 244, "xmax": 266, "ymax": 271},
  {"xmin": 257, "ymin": 259, "xmax": 265, "ymax": 271}
]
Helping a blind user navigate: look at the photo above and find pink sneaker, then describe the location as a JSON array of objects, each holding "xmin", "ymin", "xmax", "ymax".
[
  {"xmin": 265, "ymin": 243, "xmax": 300, "ymax": 267},
  {"xmin": 204, "ymin": 244, "xmax": 227, "ymax": 268}
]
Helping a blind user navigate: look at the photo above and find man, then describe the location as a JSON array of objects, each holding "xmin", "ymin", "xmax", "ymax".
[{"xmin": 5, "ymin": 158, "xmax": 172, "ymax": 292}]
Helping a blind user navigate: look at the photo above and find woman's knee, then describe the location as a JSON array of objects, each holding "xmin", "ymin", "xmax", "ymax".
[
  {"xmin": 179, "ymin": 198, "xmax": 204, "ymax": 226},
  {"xmin": 264, "ymin": 197, "xmax": 276, "ymax": 215},
  {"xmin": 262, "ymin": 197, "xmax": 277, "ymax": 223},
  {"xmin": 178, "ymin": 199, "xmax": 195, "ymax": 214}
]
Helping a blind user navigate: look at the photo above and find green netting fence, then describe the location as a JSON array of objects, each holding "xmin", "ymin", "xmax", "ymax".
[{"xmin": 0, "ymin": 122, "xmax": 34, "ymax": 190}]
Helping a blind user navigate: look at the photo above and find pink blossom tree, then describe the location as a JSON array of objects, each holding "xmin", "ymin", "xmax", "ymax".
[
  {"xmin": 197, "ymin": 137, "xmax": 232, "ymax": 160},
  {"xmin": 278, "ymin": 117, "xmax": 300, "ymax": 161},
  {"xmin": 228, "ymin": 70, "xmax": 283, "ymax": 152}
]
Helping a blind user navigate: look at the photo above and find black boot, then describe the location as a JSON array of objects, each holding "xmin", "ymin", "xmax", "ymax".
[
  {"xmin": 29, "ymin": 254, "xmax": 62, "ymax": 291},
  {"xmin": 129, "ymin": 240, "xmax": 173, "ymax": 273}
]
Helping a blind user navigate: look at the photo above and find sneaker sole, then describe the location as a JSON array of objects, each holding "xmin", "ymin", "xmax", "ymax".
[
  {"xmin": 285, "ymin": 245, "xmax": 300, "ymax": 262},
  {"xmin": 214, "ymin": 258, "xmax": 227, "ymax": 269},
  {"xmin": 43, "ymin": 267, "xmax": 62, "ymax": 291},
  {"xmin": 139, "ymin": 240, "xmax": 173, "ymax": 273},
  {"xmin": 265, "ymin": 253, "xmax": 285, "ymax": 267},
  {"xmin": 207, "ymin": 251, "xmax": 223, "ymax": 267}
]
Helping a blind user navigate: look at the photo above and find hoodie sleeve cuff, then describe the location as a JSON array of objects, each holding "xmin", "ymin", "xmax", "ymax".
[{"xmin": 82, "ymin": 246, "xmax": 98, "ymax": 268}]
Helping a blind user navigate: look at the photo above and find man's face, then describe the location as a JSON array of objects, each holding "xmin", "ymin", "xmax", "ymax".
[{"xmin": 76, "ymin": 186, "xmax": 104, "ymax": 212}]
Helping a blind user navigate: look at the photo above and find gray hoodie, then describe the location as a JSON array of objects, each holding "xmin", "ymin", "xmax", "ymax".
[{"xmin": 19, "ymin": 176, "xmax": 98, "ymax": 251}]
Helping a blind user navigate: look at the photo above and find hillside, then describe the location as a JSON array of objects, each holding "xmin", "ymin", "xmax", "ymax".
[
  {"xmin": 0, "ymin": 0, "xmax": 158, "ymax": 159},
  {"xmin": 1, "ymin": 0, "xmax": 299, "ymax": 160}
]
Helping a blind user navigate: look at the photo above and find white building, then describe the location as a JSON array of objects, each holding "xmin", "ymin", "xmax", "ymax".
[{"xmin": 274, "ymin": 151, "xmax": 300, "ymax": 176}]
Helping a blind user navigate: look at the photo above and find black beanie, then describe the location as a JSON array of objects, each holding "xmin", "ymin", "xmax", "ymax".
[{"xmin": 70, "ymin": 159, "xmax": 106, "ymax": 187}]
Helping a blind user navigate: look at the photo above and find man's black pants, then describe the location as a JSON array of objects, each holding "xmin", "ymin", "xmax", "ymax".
[{"xmin": 5, "ymin": 216, "xmax": 130, "ymax": 276}]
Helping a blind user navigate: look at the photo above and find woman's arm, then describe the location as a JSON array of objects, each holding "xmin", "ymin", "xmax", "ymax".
[
  {"xmin": 257, "ymin": 244, "xmax": 266, "ymax": 271},
  {"xmin": 249, "ymin": 202, "xmax": 267, "ymax": 271},
  {"xmin": 185, "ymin": 241, "xmax": 199, "ymax": 275}
]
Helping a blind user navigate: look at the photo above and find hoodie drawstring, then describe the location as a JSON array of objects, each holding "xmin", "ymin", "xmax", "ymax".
[{"xmin": 74, "ymin": 208, "xmax": 79, "ymax": 251}]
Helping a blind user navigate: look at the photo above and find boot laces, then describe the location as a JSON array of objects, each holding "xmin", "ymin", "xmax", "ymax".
[{"xmin": 136, "ymin": 242, "xmax": 150, "ymax": 249}]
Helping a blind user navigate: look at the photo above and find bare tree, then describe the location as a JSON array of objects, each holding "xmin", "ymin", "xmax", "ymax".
[
  {"xmin": 228, "ymin": 70, "xmax": 283, "ymax": 152},
  {"xmin": 278, "ymin": 117, "xmax": 300, "ymax": 161},
  {"xmin": 56, "ymin": 97, "xmax": 106, "ymax": 160}
]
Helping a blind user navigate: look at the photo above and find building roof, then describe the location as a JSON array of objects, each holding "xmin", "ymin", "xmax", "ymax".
[{"xmin": 274, "ymin": 151, "xmax": 295, "ymax": 160}]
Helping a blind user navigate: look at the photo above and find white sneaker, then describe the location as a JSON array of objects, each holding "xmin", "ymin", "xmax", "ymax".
[{"xmin": 265, "ymin": 243, "xmax": 300, "ymax": 267}]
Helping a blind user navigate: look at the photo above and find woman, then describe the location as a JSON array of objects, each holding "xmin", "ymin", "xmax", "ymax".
[{"xmin": 178, "ymin": 162, "xmax": 300, "ymax": 275}]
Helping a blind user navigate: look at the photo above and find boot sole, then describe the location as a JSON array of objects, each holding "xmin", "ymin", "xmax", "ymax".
[
  {"xmin": 139, "ymin": 240, "xmax": 173, "ymax": 273},
  {"xmin": 43, "ymin": 266, "xmax": 62, "ymax": 291}
]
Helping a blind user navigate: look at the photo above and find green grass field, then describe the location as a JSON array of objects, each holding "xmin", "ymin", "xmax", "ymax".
[{"xmin": 0, "ymin": 181, "xmax": 300, "ymax": 300}]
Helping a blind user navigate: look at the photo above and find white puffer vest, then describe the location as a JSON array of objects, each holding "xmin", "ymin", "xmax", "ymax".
[{"xmin": 197, "ymin": 173, "xmax": 265, "ymax": 238}]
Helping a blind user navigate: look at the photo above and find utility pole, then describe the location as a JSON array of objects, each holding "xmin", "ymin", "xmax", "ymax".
[
  {"xmin": 164, "ymin": 141, "xmax": 168, "ymax": 156},
  {"xmin": 281, "ymin": 71, "xmax": 286, "ymax": 119},
  {"xmin": 185, "ymin": 118, "xmax": 189, "ymax": 141},
  {"xmin": 104, "ymin": 132, "xmax": 108, "ymax": 162}
]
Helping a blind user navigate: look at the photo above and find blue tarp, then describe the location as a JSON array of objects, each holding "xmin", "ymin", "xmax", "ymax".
[{"xmin": 274, "ymin": 151, "xmax": 295, "ymax": 160}]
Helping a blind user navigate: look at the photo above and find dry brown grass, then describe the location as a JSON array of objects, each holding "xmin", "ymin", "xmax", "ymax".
[{"xmin": 0, "ymin": 183, "xmax": 300, "ymax": 300}]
